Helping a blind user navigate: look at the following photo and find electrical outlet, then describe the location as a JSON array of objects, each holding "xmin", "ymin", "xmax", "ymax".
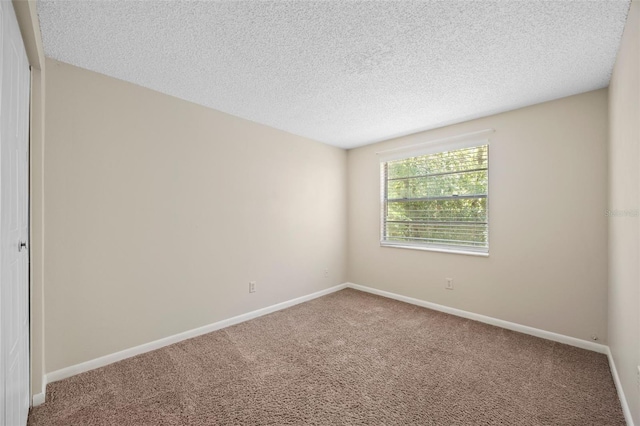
[
  {"xmin": 324, "ymin": 269, "xmax": 329, "ymax": 278},
  {"xmin": 445, "ymin": 278, "xmax": 454, "ymax": 290},
  {"xmin": 249, "ymin": 281, "xmax": 256, "ymax": 293}
]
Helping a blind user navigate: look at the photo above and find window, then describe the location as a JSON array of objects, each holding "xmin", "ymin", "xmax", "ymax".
[{"xmin": 380, "ymin": 143, "xmax": 489, "ymax": 255}]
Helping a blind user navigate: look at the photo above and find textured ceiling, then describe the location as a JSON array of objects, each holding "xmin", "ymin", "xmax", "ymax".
[{"xmin": 37, "ymin": 1, "xmax": 630, "ymax": 149}]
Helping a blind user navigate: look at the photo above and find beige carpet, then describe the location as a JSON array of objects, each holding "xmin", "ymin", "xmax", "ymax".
[{"xmin": 29, "ymin": 289, "xmax": 624, "ymax": 425}]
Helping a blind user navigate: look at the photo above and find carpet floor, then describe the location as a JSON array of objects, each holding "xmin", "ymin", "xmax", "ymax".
[{"xmin": 28, "ymin": 289, "xmax": 624, "ymax": 425}]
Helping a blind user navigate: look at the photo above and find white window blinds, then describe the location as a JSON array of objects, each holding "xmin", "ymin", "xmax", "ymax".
[{"xmin": 381, "ymin": 144, "xmax": 489, "ymax": 253}]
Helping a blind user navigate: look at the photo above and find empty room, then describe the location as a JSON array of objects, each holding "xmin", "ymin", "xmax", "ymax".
[{"xmin": 0, "ymin": 0, "xmax": 638, "ymax": 425}]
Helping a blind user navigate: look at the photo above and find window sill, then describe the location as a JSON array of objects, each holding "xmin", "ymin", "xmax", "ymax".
[{"xmin": 380, "ymin": 242, "xmax": 489, "ymax": 257}]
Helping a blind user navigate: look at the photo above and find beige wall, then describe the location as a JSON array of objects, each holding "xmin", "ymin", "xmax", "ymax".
[
  {"xmin": 44, "ymin": 59, "xmax": 347, "ymax": 372},
  {"xmin": 348, "ymin": 89, "xmax": 609, "ymax": 343},
  {"xmin": 608, "ymin": 0, "xmax": 640, "ymax": 423}
]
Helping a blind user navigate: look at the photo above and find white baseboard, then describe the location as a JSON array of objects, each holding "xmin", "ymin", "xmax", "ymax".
[
  {"xmin": 41, "ymin": 281, "xmax": 630, "ymax": 424},
  {"xmin": 45, "ymin": 283, "xmax": 348, "ymax": 385},
  {"xmin": 347, "ymin": 283, "xmax": 635, "ymax": 424},
  {"xmin": 31, "ymin": 383, "xmax": 46, "ymax": 407},
  {"xmin": 606, "ymin": 347, "xmax": 635, "ymax": 426},
  {"xmin": 345, "ymin": 283, "xmax": 608, "ymax": 354}
]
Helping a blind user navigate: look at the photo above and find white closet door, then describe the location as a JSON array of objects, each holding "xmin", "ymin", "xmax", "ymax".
[{"xmin": 0, "ymin": 1, "xmax": 31, "ymax": 425}]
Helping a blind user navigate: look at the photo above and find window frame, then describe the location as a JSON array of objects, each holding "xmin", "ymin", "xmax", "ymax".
[{"xmin": 378, "ymin": 137, "xmax": 490, "ymax": 256}]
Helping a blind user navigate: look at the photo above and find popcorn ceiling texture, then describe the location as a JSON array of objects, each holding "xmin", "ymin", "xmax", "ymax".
[{"xmin": 37, "ymin": 1, "xmax": 630, "ymax": 149}]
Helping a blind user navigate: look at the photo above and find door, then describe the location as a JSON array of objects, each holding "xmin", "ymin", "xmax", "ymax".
[{"xmin": 0, "ymin": 1, "xmax": 31, "ymax": 425}]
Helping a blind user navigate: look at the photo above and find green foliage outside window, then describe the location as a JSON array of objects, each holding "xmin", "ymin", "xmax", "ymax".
[{"xmin": 382, "ymin": 145, "xmax": 488, "ymax": 251}]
